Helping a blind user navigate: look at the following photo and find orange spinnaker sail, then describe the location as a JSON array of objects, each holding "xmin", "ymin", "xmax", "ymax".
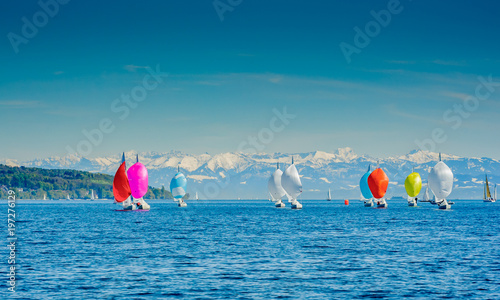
[
  {"xmin": 368, "ymin": 168, "xmax": 389, "ymax": 199},
  {"xmin": 113, "ymin": 161, "xmax": 131, "ymax": 202}
]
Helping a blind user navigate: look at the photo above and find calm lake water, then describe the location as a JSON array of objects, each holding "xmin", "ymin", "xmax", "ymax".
[{"xmin": 2, "ymin": 200, "xmax": 499, "ymax": 299}]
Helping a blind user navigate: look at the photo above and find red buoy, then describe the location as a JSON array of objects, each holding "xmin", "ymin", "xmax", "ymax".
[{"xmin": 344, "ymin": 199, "xmax": 349, "ymax": 205}]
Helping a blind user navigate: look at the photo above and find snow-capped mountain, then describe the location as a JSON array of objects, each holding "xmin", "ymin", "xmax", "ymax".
[{"xmin": 1, "ymin": 148, "xmax": 499, "ymax": 199}]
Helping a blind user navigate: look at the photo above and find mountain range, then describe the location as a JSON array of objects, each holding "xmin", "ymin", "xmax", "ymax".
[{"xmin": 1, "ymin": 148, "xmax": 498, "ymax": 200}]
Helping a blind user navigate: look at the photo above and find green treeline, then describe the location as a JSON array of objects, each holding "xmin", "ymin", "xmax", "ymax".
[{"xmin": 0, "ymin": 164, "xmax": 172, "ymax": 200}]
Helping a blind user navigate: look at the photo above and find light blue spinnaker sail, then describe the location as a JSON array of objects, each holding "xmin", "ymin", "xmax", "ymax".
[
  {"xmin": 170, "ymin": 166, "xmax": 187, "ymax": 200},
  {"xmin": 360, "ymin": 165, "xmax": 373, "ymax": 199}
]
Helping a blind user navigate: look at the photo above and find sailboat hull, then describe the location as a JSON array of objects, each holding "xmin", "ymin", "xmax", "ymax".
[
  {"xmin": 438, "ymin": 204, "xmax": 451, "ymax": 210},
  {"xmin": 483, "ymin": 199, "xmax": 496, "ymax": 202},
  {"xmin": 114, "ymin": 209, "xmax": 150, "ymax": 212},
  {"xmin": 376, "ymin": 199, "xmax": 388, "ymax": 208},
  {"xmin": 291, "ymin": 202, "xmax": 302, "ymax": 209},
  {"xmin": 178, "ymin": 201, "xmax": 187, "ymax": 207},
  {"xmin": 275, "ymin": 202, "xmax": 285, "ymax": 208},
  {"xmin": 364, "ymin": 201, "xmax": 374, "ymax": 207}
]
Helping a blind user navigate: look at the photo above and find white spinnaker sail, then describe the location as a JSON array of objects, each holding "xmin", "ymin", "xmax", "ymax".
[
  {"xmin": 428, "ymin": 161, "xmax": 453, "ymax": 200},
  {"xmin": 281, "ymin": 164, "xmax": 302, "ymax": 199},
  {"xmin": 268, "ymin": 169, "xmax": 286, "ymax": 201}
]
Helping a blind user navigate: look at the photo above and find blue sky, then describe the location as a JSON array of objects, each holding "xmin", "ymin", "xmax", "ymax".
[{"xmin": 1, "ymin": 0, "xmax": 500, "ymax": 160}]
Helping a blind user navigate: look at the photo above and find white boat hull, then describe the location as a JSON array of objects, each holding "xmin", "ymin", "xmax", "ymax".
[
  {"xmin": 291, "ymin": 202, "xmax": 302, "ymax": 209},
  {"xmin": 364, "ymin": 200, "xmax": 374, "ymax": 207},
  {"xmin": 376, "ymin": 199, "xmax": 388, "ymax": 208},
  {"xmin": 178, "ymin": 201, "xmax": 187, "ymax": 207},
  {"xmin": 275, "ymin": 201, "xmax": 285, "ymax": 208}
]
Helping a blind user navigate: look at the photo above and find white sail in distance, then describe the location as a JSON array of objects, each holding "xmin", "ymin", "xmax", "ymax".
[{"xmin": 268, "ymin": 166, "xmax": 286, "ymax": 201}]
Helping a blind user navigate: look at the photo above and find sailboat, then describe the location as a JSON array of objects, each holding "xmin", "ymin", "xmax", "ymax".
[
  {"xmin": 360, "ymin": 165, "xmax": 374, "ymax": 207},
  {"xmin": 90, "ymin": 189, "xmax": 95, "ymax": 201},
  {"xmin": 170, "ymin": 165, "xmax": 188, "ymax": 207},
  {"xmin": 327, "ymin": 188, "xmax": 332, "ymax": 201},
  {"xmin": 483, "ymin": 174, "xmax": 496, "ymax": 202},
  {"xmin": 368, "ymin": 162, "xmax": 389, "ymax": 208},
  {"xmin": 428, "ymin": 153, "xmax": 453, "ymax": 209},
  {"xmin": 67, "ymin": 194, "xmax": 70, "ymax": 200},
  {"xmin": 195, "ymin": 192, "xmax": 199, "ymax": 201},
  {"xmin": 281, "ymin": 157, "xmax": 303, "ymax": 209},
  {"xmin": 421, "ymin": 183, "xmax": 431, "ymax": 202},
  {"xmin": 43, "ymin": 194, "xmax": 47, "ymax": 201},
  {"xmin": 113, "ymin": 153, "xmax": 134, "ymax": 210},
  {"xmin": 268, "ymin": 162, "xmax": 286, "ymax": 208},
  {"xmin": 127, "ymin": 155, "xmax": 150, "ymax": 210},
  {"xmin": 405, "ymin": 168, "xmax": 422, "ymax": 207}
]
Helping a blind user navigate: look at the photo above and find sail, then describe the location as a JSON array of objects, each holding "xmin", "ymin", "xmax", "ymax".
[
  {"xmin": 368, "ymin": 168, "xmax": 389, "ymax": 199},
  {"xmin": 281, "ymin": 164, "xmax": 302, "ymax": 199},
  {"xmin": 405, "ymin": 172, "xmax": 422, "ymax": 197},
  {"xmin": 485, "ymin": 175, "xmax": 492, "ymax": 198},
  {"xmin": 424, "ymin": 184, "xmax": 430, "ymax": 201},
  {"xmin": 268, "ymin": 168, "xmax": 286, "ymax": 200},
  {"xmin": 170, "ymin": 171, "xmax": 187, "ymax": 200},
  {"xmin": 327, "ymin": 189, "xmax": 331, "ymax": 200},
  {"xmin": 113, "ymin": 161, "xmax": 132, "ymax": 202},
  {"xmin": 360, "ymin": 166, "xmax": 373, "ymax": 199},
  {"xmin": 127, "ymin": 157, "xmax": 149, "ymax": 199},
  {"xmin": 428, "ymin": 161, "xmax": 453, "ymax": 199},
  {"xmin": 195, "ymin": 192, "xmax": 199, "ymax": 200}
]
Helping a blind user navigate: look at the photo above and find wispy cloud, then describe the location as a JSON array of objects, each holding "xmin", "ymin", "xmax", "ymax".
[
  {"xmin": 124, "ymin": 65, "xmax": 147, "ymax": 72},
  {"xmin": 386, "ymin": 60, "xmax": 417, "ymax": 65},
  {"xmin": 0, "ymin": 100, "xmax": 43, "ymax": 108},
  {"xmin": 432, "ymin": 60, "xmax": 467, "ymax": 66}
]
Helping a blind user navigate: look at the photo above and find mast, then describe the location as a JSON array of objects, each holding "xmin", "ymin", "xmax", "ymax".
[{"xmin": 122, "ymin": 152, "xmax": 126, "ymax": 163}]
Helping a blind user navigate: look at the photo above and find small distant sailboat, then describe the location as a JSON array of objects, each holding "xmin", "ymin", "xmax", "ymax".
[
  {"xmin": 421, "ymin": 183, "xmax": 431, "ymax": 202},
  {"xmin": 67, "ymin": 194, "xmax": 70, "ymax": 200},
  {"xmin": 90, "ymin": 189, "xmax": 95, "ymax": 201},
  {"xmin": 281, "ymin": 157, "xmax": 303, "ymax": 209},
  {"xmin": 195, "ymin": 192, "xmax": 199, "ymax": 201},
  {"xmin": 483, "ymin": 174, "xmax": 496, "ymax": 202},
  {"xmin": 327, "ymin": 188, "xmax": 332, "ymax": 201},
  {"xmin": 170, "ymin": 165, "xmax": 188, "ymax": 207},
  {"xmin": 360, "ymin": 165, "xmax": 374, "ymax": 207},
  {"xmin": 405, "ymin": 168, "xmax": 422, "ymax": 207},
  {"xmin": 368, "ymin": 162, "xmax": 389, "ymax": 208},
  {"xmin": 428, "ymin": 153, "xmax": 453, "ymax": 210},
  {"xmin": 43, "ymin": 193, "xmax": 47, "ymax": 201},
  {"xmin": 268, "ymin": 162, "xmax": 286, "ymax": 208}
]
